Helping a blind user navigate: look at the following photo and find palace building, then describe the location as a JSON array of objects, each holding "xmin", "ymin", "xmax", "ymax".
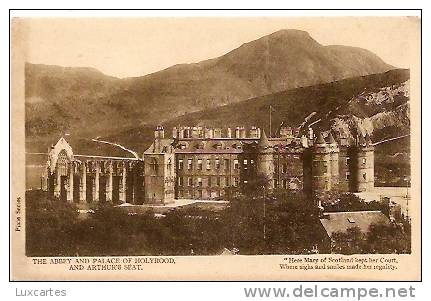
[{"xmin": 41, "ymin": 125, "xmax": 374, "ymax": 205}]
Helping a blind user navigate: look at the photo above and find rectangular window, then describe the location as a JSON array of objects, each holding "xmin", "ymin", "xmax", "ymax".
[
  {"xmin": 178, "ymin": 177, "xmax": 183, "ymax": 186},
  {"xmin": 216, "ymin": 177, "xmax": 220, "ymax": 186},
  {"xmin": 363, "ymin": 173, "xmax": 367, "ymax": 180},
  {"xmin": 215, "ymin": 158, "xmax": 220, "ymax": 169},
  {"xmin": 362, "ymin": 158, "xmax": 366, "ymax": 165},
  {"xmin": 282, "ymin": 179, "xmax": 288, "ymax": 189},
  {"xmin": 224, "ymin": 159, "xmax": 230, "ymax": 170},
  {"xmin": 208, "ymin": 177, "xmax": 212, "ymax": 187},
  {"xmin": 150, "ymin": 160, "xmax": 158, "ymax": 172},
  {"xmin": 233, "ymin": 177, "xmax": 239, "ymax": 187},
  {"xmin": 234, "ymin": 159, "xmax": 239, "ymax": 170},
  {"xmin": 197, "ymin": 177, "xmax": 202, "ymax": 187},
  {"xmin": 188, "ymin": 159, "xmax": 193, "ymax": 170},
  {"xmin": 346, "ymin": 157, "xmax": 350, "ymax": 166},
  {"xmin": 197, "ymin": 159, "xmax": 202, "ymax": 170},
  {"xmin": 346, "ymin": 172, "xmax": 350, "ymax": 180},
  {"xmin": 243, "ymin": 159, "xmax": 248, "ymax": 170},
  {"xmin": 206, "ymin": 159, "xmax": 211, "ymax": 170},
  {"xmin": 188, "ymin": 177, "xmax": 193, "ymax": 186},
  {"xmin": 225, "ymin": 176, "xmax": 230, "ymax": 186},
  {"xmin": 282, "ymin": 163, "xmax": 288, "ymax": 173},
  {"xmin": 178, "ymin": 159, "xmax": 183, "ymax": 170}
]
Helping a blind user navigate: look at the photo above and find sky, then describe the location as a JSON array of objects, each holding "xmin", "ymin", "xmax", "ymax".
[{"xmin": 16, "ymin": 17, "xmax": 421, "ymax": 78}]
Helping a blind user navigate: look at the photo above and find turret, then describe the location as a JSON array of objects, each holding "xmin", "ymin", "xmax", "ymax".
[
  {"xmin": 354, "ymin": 134, "xmax": 374, "ymax": 192},
  {"xmin": 256, "ymin": 130, "xmax": 274, "ymax": 188},
  {"xmin": 327, "ymin": 132, "xmax": 340, "ymax": 189},
  {"xmin": 311, "ymin": 132, "xmax": 331, "ymax": 193}
]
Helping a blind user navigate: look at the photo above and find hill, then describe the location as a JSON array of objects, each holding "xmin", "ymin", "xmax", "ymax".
[
  {"xmin": 25, "ymin": 29, "xmax": 393, "ymax": 140},
  {"xmin": 26, "ymin": 69, "xmax": 410, "ymax": 188},
  {"xmin": 93, "ymin": 68, "xmax": 408, "ymax": 152}
]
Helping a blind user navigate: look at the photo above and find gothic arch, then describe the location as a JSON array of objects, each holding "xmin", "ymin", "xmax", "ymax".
[{"xmin": 56, "ymin": 150, "xmax": 69, "ymax": 176}]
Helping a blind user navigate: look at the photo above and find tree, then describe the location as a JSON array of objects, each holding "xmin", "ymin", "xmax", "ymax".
[
  {"xmin": 221, "ymin": 174, "xmax": 324, "ymax": 255},
  {"xmin": 322, "ymin": 192, "xmax": 383, "ymax": 212},
  {"xmin": 26, "ymin": 190, "xmax": 79, "ymax": 256},
  {"xmin": 331, "ymin": 227, "xmax": 365, "ymax": 255},
  {"xmin": 330, "ymin": 222, "xmax": 411, "ymax": 254},
  {"xmin": 364, "ymin": 222, "xmax": 411, "ymax": 254}
]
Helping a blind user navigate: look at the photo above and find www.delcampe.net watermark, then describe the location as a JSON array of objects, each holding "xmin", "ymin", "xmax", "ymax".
[{"xmin": 244, "ymin": 285, "xmax": 416, "ymax": 300}]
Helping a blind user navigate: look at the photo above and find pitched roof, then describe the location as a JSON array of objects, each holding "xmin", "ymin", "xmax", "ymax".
[
  {"xmin": 51, "ymin": 136, "xmax": 138, "ymax": 160},
  {"xmin": 144, "ymin": 138, "xmax": 175, "ymax": 154},
  {"xmin": 172, "ymin": 138, "xmax": 250, "ymax": 154},
  {"xmin": 320, "ymin": 211, "xmax": 390, "ymax": 237}
]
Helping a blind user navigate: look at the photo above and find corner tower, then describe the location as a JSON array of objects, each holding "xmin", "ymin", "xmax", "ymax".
[
  {"xmin": 311, "ymin": 132, "xmax": 332, "ymax": 193},
  {"xmin": 354, "ymin": 134, "xmax": 375, "ymax": 192},
  {"xmin": 256, "ymin": 130, "xmax": 274, "ymax": 189},
  {"xmin": 143, "ymin": 126, "xmax": 176, "ymax": 204},
  {"xmin": 328, "ymin": 132, "xmax": 340, "ymax": 190}
]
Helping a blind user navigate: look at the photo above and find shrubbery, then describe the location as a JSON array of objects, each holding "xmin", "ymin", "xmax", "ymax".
[{"xmin": 25, "ymin": 184, "xmax": 411, "ymax": 256}]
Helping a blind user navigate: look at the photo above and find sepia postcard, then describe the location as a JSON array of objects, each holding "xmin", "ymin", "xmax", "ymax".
[{"xmin": 10, "ymin": 13, "xmax": 421, "ymax": 281}]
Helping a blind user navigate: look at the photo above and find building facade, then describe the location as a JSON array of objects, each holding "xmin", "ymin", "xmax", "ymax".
[{"xmin": 42, "ymin": 126, "xmax": 375, "ymax": 205}]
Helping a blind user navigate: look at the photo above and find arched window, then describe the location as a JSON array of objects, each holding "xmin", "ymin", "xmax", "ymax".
[{"xmin": 56, "ymin": 150, "xmax": 69, "ymax": 176}]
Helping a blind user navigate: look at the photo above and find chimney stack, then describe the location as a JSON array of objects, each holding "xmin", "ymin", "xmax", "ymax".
[
  {"xmin": 227, "ymin": 127, "xmax": 232, "ymax": 138},
  {"xmin": 155, "ymin": 126, "xmax": 165, "ymax": 139},
  {"xmin": 235, "ymin": 127, "xmax": 240, "ymax": 139},
  {"xmin": 204, "ymin": 127, "xmax": 214, "ymax": 139},
  {"xmin": 172, "ymin": 127, "xmax": 178, "ymax": 139},
  {"xmin": 213, "ymin": 128, "xmax": 222, "ymax": 138},
  {"xmin": 249, "ymin": 126, "xmax": 259, "ymax": 139},
  {"xmin": 178, "ymin": 127, "xmax": 185, "ymax": 139}
]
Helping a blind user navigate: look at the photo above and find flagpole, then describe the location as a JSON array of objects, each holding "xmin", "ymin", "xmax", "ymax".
[
  {"xmin": 263, "ymin": 188, "xmax": 266, "ymax": 241},
  {"xmin": 269, "ymin": 105, "xmax": 272, "ymax": 138}
]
